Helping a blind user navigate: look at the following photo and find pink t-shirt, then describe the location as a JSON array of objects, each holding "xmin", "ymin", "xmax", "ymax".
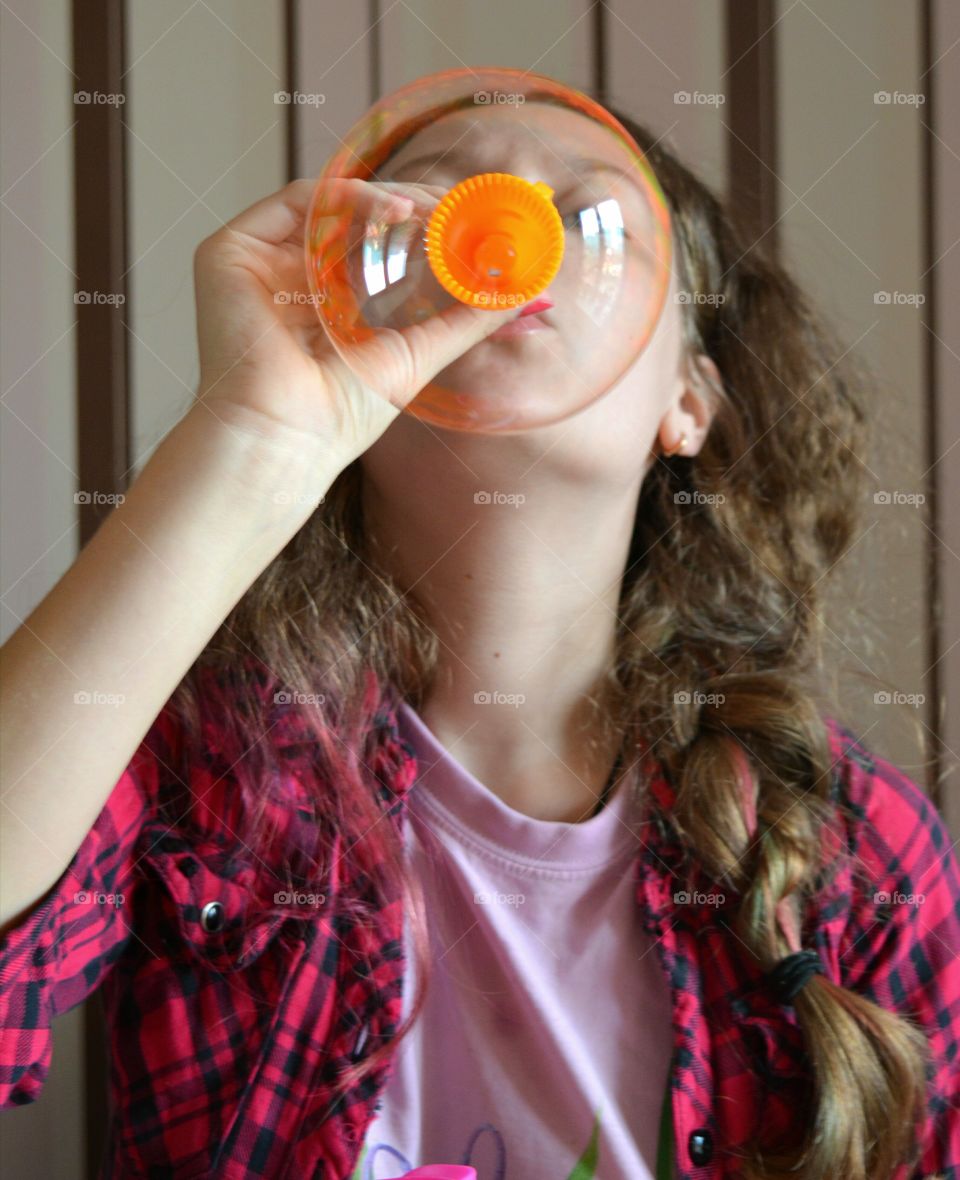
[{"xmin": 357, "ymin": 700, "xmax": 674, "ymax": 1180}]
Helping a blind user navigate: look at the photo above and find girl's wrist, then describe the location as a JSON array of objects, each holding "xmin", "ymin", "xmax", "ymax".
[
  {"xmin": 169, "ymin": 399, "xmax": 346, "ymax": 523},
  {"xmin": 115, "ymin": 403, "xmax": 341, "ymax": 599}
]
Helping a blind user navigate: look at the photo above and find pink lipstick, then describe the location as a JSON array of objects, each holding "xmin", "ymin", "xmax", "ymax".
[{"xmin": 518, "ymin": 297, "xmax": 554, "ymax": 316}]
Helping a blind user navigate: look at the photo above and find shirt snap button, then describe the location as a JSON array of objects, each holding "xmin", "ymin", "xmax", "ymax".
[
  {"xmin": 688, "ymin": 1127, "xmax": 714, "ymax": 1165},
  {"xmin": 200, "ymin": 900, "xmax": 225, "ymax": 933}
]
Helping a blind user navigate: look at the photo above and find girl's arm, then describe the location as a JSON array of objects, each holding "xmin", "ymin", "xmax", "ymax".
[
  {"xmin": 0, "ymin": 404, "xmax": 343, "ymax": 933},
  {"xmin": 1, "ymin": 176, "xmax": 520, "ymax": 934}
]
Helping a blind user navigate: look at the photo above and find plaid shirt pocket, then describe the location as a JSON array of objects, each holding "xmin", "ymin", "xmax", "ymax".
[
  {"xmin": 107, "ymin": 823, "xmax": 319, "ymax": 1175},
  {"xmin": 137, "ymin": 823, "xmax": 294, "ymax": 975}
]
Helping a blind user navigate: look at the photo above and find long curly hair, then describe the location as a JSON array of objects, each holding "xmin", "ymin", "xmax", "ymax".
[{"xmin": 162, "ymin": 104, "xmax": 930, "ymax": 1178}]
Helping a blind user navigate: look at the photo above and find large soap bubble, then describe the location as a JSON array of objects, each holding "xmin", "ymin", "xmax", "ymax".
[{"xmin": 305, "ymin": 67, "xmax": 672, "ymax": 434}]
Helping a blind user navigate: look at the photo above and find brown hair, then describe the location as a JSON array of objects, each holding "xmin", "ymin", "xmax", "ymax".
[{"xmin": 163, "ymin": 106, "xmax": 930, "ymax": 1177}]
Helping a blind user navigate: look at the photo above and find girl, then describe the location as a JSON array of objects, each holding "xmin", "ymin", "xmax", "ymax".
[{"xmin": 1, "ymin": 91, "xmax": 957, "ymax": 1180}]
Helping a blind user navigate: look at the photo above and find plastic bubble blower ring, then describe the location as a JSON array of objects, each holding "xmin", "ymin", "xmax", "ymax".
[{"xmin": 304, "ymin": 66, "xmax": 672, "ymax": 434}]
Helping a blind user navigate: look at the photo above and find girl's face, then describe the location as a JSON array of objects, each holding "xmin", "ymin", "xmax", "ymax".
[{"xmin": 363, "ymin": 101, "xmax": 712, "ymax": 489}]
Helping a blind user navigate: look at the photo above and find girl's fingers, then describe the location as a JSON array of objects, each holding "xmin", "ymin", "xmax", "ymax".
[
  {"xmin": 308, "ymin": 177, "xmax": 443, "ymax": 223},
  {"xmin": 218, "ymin": 177, "xmax": 449, "ymax": 254},
  {"xmin": 379, "ymin": 181, "xmax": 449, "ymax": 204},
  {"xmin": 222, "ymin": 178, "xmax": 319, "ymax": 245}
]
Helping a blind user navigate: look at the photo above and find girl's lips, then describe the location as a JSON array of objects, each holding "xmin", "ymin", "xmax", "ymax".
[
  {"xmin": 489, "ymin": 313, "xmax": 551, "ymax": 338},
  {"xmin": 487, "ymin": 295, "xmax": 555, "ymax": 339}
]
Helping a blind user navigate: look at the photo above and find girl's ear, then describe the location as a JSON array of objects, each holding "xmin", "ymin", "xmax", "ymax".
[
  {"xmin": 657, "ymin": 352, "xmax": 722, "ymax": 458},
  {"xmin": 689, "ymin": 351, "xmax": 724, "ymax": 406}
]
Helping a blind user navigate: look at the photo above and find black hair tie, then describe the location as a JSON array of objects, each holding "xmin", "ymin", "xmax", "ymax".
[{"xmin": 765, "ymin": 949, "xmax": 824, "ymax": 1003}]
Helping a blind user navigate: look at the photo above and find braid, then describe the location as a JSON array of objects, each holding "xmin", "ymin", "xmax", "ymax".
[{"xmin": 669, "ymin": 719, "xmax": 930, "ymax": 1179}]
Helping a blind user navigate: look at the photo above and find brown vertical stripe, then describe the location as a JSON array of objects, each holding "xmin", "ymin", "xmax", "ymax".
[
  {"xmin": 73, "ymin": 0, "xmax": 130, "ymax": 540},
  {"xmin": 920, "ymin": 0, "xmax": 943, "ymax": 810},
  {"xmin": 72, "ymin": 1, "xmax": 129, "ymax": 1176},
  {"xmin": 285, "ymin": 0, "xmax": 301, "ymax": 180},
  {"xmin": 369, "ymin": 0, "xmax": 382, "ymax": 103},
  {"xmin": 592, "ymin": 0, "xmax": 608, "ymax": 106},
  {"xmin": 724, "ymin": 0, "xmax": 779, "ymax": 256}
]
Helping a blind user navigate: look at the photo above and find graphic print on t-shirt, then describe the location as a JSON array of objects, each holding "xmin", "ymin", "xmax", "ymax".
[{"xmin": 352, "ymin": 1106, "xmax": 602, "ymax": 1179}]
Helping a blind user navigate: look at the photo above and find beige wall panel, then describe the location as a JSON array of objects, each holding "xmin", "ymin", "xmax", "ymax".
[
  {"xmin": 931, "ymin": 0, "xmax": 960, "ymax": 833},
  {"xmin": 0, "ymin": 2, "xmax": 85, "ymax": 1177},
  {"xmin": 128, "ymin": 0, "xmax": 286, "ymax": 474},
  {"xmin": 296, "ymin": 1, "xmax": 379, "ymax": 177},
  {"xmin": 379, "ymin": 0, "xmax": 594, "ymax": 94},
  {"xmin": 605, "ymin": 0, "xmax": 727, "ymax": 194},
  {"xmin": 778, "ymin": 0, "xmax": 928, "ymax": 780}
]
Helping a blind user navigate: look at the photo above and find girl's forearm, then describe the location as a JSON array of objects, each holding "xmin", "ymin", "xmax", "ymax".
[{"xmin": 0, "ymin": 403, "xmax": 341, "ymax": 932}]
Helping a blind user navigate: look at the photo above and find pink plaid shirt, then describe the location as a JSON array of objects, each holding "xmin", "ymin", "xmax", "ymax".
[{"xmin": 2, "ymin": 684, "xmax": 958, "ymax": 1178}]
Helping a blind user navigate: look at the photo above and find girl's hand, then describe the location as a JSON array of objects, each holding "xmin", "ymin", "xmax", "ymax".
[{"xmin": 192, "ymin": 177, "xmax": 518, "ymax": 475}]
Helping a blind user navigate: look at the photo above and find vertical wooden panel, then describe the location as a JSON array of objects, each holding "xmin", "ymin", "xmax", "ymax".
[
  {"xmin": 72, "ymin": 2, "xmax": 130, "ymax": 1174},
  {"xmin": 592, "ymin": 0, "xmax": 607, "ymax": 106},
  {"xmin": 369, "ymin": 0, "xmax": 382, "ymax": 102},
  {"xmin": 285, "ymin": 0, "xmax": 301, "ymax": 180},
  {"xmin": 73, "ymin": 0, "xmax": 130, "ymax": 541},
  {"xmin": 725, "ymin": 0, "xmax": 780, "ymax": 254}
]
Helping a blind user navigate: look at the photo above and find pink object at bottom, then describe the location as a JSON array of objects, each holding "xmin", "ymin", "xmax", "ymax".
[{"xmin": 383, "ymin": 1168, "xmax": 477, "ymax": 1180}]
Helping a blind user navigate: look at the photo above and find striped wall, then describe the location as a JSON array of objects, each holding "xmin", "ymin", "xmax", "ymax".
[{"xmin": 0, "ymin": 2, "xmax": 956, "ymax": 1174}]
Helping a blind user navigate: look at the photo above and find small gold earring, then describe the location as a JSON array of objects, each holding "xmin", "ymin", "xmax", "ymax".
[{"xmin": 662, "ymin": 432, "xmax": 688, "ymax": 458}]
